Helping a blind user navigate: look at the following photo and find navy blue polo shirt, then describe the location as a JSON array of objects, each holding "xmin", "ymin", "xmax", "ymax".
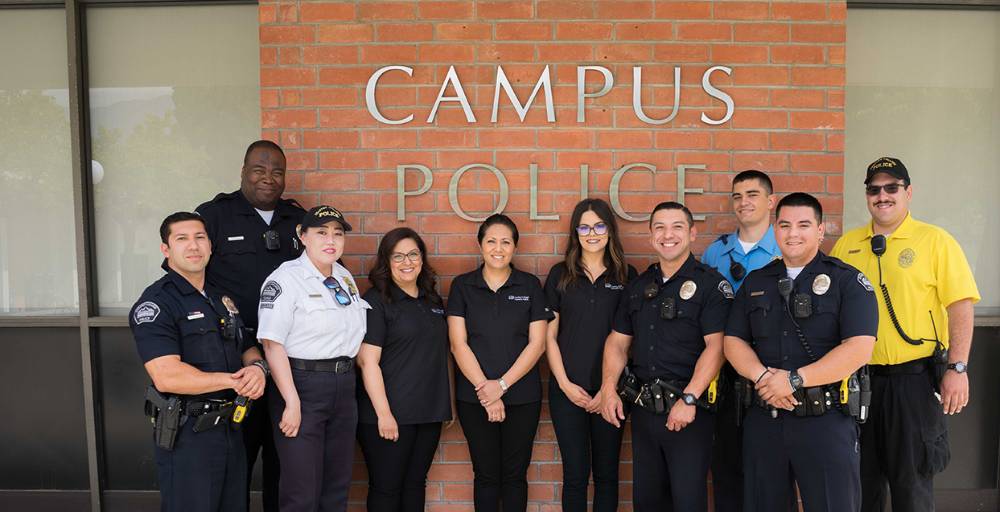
[
  {"xmin": 613, "ymin": 255, "xmax": 733, "ymax": 382},
  {"xmin": 129, "ymin": 267, "xmax": 254, "ymax": 399},
  {"xmin": 725, "ymin": 252, "xmax": 878, "ymax": 370},
  {"xmin": 544, "ymin": 262, "xmax": 638, "ymax": 391},
  {"xmin": 447, "ymin": 266, "xmax": 553, "ymax": 405},
  {"xmin": 358, "ymin": 284, "xmax": 451, "ymax": 425},
  {"xmin": 196, "ymin": 190, "xmax": 305, "ymax": 329}
]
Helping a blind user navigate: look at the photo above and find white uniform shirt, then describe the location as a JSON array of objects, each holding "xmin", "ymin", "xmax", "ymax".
[{"xmin": 257, "ymin": 252, "xmax": 369, "ymax": 359}]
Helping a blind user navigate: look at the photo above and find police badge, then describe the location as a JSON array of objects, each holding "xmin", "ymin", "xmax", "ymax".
[
  {"xmin": 812, "ymin": 274, "xmax": 831, "ymax": 296},
  {"xmin": 221, "ymin": 295, "xmax": 239, "ymax": 315},
  {"xmin": 679, "ymin": 280, "xmax": 697, "ymax": 300}
]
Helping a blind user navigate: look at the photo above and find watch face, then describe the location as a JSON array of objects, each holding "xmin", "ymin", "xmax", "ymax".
[
  {"xmin": 954, "ymin": 362, "xmax": 967, "ymax": 373},
  {"xmin": 683, "ymin": 394, "xmax": 696, "ymax": 405}
]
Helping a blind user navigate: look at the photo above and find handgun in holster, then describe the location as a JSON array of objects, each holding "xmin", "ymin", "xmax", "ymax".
[
  {"xmin": 145, "ymin": 386, "xmax": 184, "ymax": 451},
  {"xmin": 617, "ymin": 367, "xmax": 642, "ymax": 407}
]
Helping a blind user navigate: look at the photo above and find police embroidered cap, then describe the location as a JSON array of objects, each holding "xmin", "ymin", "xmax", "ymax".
[{"xmin": 301, "ymin": 205, "xmax": 352, "ymax": 231}]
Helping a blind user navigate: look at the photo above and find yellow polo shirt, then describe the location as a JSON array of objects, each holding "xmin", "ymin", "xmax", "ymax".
[{"xmin": 832, "ymin": 214, "xmax": 980, "ymax": 365}]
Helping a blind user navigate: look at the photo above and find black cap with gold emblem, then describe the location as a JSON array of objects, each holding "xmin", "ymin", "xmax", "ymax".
[
  {"xmin": 300, "ymin": 205, "xmax": 353, "ymax": 231},
  {"xmin": 864, "ymin": 156, "xmax": 911, "ymax": 185}
]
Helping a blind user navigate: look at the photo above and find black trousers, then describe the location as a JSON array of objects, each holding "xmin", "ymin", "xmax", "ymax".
[
  {"xmin": 861, "ymin": 369, "xmax": 949, "ymax": 512},
  {"xmin": 743, "ymin": 407, "xmax": 860, "ymax": 512},
  {"xmin": 711, "ymin": 366, "xmax": 743, "ymax": 512},
  {"xmin": 154, "ymin": 418, "xmax": 246, "ymax": 512},
  {"xmin": 268, "ymin": 368, "xmax": 357, "ymax": 512},
  {"xmin": 631, "ymin": 406, "xmax": 714, "ymax": 512},
  {"xmin": 357, "ymin": 421, "xmax": 442, "ymax": 512},
  {"xmin": 243, "ymin": 387, "xmax": 279, "ymax": 512},
  {"xmin": 548, "ymin": 380, "xmax": 623, "ymax": 512},
  {"xmin": 456, "ymin": 400, "xmax": 541, "ymax": 512}
]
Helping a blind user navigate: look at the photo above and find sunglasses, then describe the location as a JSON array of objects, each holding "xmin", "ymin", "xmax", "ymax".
[
  {"xmin": 390, "ymin": 250, "xmax": 421, "ymax": 264},
  {"xmin": 323, "ymin": 276, "xmax": 353, "ymax": 306},
  {"xmin": 576, "ymin": 222, "xmax": 609, "ymax": 236},
  {"xmin": 865, "ymin": 183, "xmax": 906, "ymax": 196}
]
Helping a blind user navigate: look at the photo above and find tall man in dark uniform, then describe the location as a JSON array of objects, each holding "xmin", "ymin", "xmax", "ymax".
[
  {"xmin": 600, "ymin": 202, "xmax": 732, "ymax": 511},
  {"xmin": 130, "ymin": 212, "xmax": 268, "ymax": 512},
  {"xmin": 196, "ymin": 140, "xmax": 305, "ymax": 511},
  {"xmin": 724, "ymin": 193, "xmax": 878, "ymax": 512}
]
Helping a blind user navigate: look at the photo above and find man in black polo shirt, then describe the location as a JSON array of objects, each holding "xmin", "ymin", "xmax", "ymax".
[
  {"xmin": 599, "ymin": 201, "xmax": 732, "ymax": 511},
  {"xmin": 195, "ymin": 140, "xmax": 305, "ymax": 512}
]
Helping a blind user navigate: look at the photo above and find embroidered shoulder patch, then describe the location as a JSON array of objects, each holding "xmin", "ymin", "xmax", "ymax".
[
  {"xmin": 261, "ymin": 281, "xmax": 282, "ymax": 303},
  {"xmin": 718, "ymin": 280, "xmax": 735, "ymax": 299},
  {"xmin": 857, "ymin": 273, "xmax": 874, "ymax": 292},
  {"xmin": 134, "ymin": 301, "xmax": 161, "ymax": 324}
]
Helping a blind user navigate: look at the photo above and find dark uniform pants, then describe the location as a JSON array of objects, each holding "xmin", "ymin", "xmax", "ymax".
[
  {"xmin": 743, "ymin": 407, "xmax": 860, "ymax": 512},
  {"xmin": 357, "ymin": 421, "xmax": 442, "ymax": 512},
  {"xmin": 269, "ymin": 368, "xmax": 357, "ymax": 512},
  {"xmin": 711, "ymin": 367, "xmax": 744, "ymax": 512},
  {"xmin": 242, "ymin": 386, "xmax": 279, "ymax": 512},
  {"xmin": 861, "ymin": 370, "xmax": 949, "ymax": 512},
  {"xmin": 631, "ymin": 406, "xmax": 714, "ymax": 512},
  {"xmin": 155, "ymin": 419, "xmax": 246, "ymax": 512}
]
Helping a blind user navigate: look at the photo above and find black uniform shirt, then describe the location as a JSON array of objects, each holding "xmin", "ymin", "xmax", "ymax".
[
  {"xmin": 196, "ymin": 190, "xmax": 305, "ymax": 329},
  {"xmin": 447, "ymin": 266, "xmax": 554, "ymax": 405},
  {"xmin": 358, "ymin": 284, "xmax": 451, "ymax": 425},
  {"xmin": 129, "ymin": 266, "xmax": 253, "ymax": 399},
  {"xmin": 613, "ymin": 255, "xmax": 733, "ymax": 382},
  {"xmin": 544, "ymin": 262, "xmax": 638, "ymax": 390},
  {"xmin": 725, "ymin": 252, "xmax": 878, "ymax": 370}
]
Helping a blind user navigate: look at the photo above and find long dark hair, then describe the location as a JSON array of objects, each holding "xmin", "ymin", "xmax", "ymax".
[
  {"xmin": 368, "ymin": 227, "xmax": 442, "ymax": 306},
  {"xmin": 558, "ymin": 198, "xmax": 629, "ymax": 291}
]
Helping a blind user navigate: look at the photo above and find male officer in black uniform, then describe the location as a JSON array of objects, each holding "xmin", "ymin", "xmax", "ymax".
[
  {"xmin": 600, "ymin": 201, "xmax": 732, "ymax": 512},
  {"xmin": 196, "ymin": 140, "xmax": 305, "ymax": 510},
  {"xmin": 724, "ymin": 193, "xmax": 878, "ymax": 512},
  {"xmin": 130, "ymin": 212, "xmax": 268, "ymax": 512}
]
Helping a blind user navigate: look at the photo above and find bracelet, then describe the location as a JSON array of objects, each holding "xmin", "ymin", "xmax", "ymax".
[
  {"xmin": 251, "ymin": 359, "xmax": 270, "ymax": 378},
  {"xmin": 498, "ymin": 378, "xmax": 509, "ymax": 394},
  {"xmin": 754, "ymin": 368, "xmax": 771, "ymax": 384}
]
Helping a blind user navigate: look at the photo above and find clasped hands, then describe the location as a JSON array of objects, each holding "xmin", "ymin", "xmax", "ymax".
[
  {"xmin": 755, "ymin": 367, "xmax": 799, "ymax": 411},
  {"xmin": 476, "ymin": 379, "xmax": 506, "ymax": 423}
]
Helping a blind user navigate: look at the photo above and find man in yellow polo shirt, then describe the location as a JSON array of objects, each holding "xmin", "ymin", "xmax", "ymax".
[{"xmin": 832, "ymin": 157, "xmax": 980, "ymax": 512}]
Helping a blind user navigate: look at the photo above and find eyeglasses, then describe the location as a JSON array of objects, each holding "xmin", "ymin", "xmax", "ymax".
[
  {"xmin": 865, "ymin": 183, "xmax": 906, "ymax": 196},
  {"xmin": 323, "ymin": 276, "xmax": 353, "ymax": 306},
  {"xmin": 390, "ymin": 250, "xmax": 422, "ymax": 264},
  {"xmin": 576, "ymin": 222, "xmax": 608, "ymax": 236}
]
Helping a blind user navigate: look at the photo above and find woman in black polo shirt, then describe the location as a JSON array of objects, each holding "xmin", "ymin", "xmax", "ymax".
[
  {"xmin": 356, "ymin": 227, "xmax": 451, "ymax": 512},
  {"xmin": 543, "ymin": 198, "xmax": 636, "ymax": 512},
  {"xmin": 448, "ymin": 213, "xmax": 552, "ymax": 512}
]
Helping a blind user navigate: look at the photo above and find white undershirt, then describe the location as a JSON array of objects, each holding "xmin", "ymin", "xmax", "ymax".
[
  {"xmin": 786, "ymin": 266, "xmax": 805, "ymax": 280},
  {"xmin": 738, "ymin": 239, "xmax": 755, "ymax": 254},
  {"xmin": 255, "ymin": 208, "xmax": 275, "ymax": 225}
]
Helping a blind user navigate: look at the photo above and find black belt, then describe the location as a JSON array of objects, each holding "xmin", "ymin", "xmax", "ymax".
[
  {"xmin": 869, "ymin": 357, "xmax": 930, "ymax": 376},
  {"xmin": 289, "ymin": 356, "xmax": 354, "ymax": 373},
  {"xmin": 185, "ymin": 398, "xmax": 234, "ymax": 416}
]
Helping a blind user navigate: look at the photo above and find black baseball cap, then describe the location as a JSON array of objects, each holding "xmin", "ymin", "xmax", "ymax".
[
  {"xmin": 864, "ymin": 157, "xmax": 911, "ymax": 185},
  {"xmin": 301, "ymin": 205, "xmax": 352, "ymax": 231}
]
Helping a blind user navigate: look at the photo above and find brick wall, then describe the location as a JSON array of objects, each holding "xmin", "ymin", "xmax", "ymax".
[{"xmin": 259, "ymin": 1, "xmax": 846, "ymax": 509}]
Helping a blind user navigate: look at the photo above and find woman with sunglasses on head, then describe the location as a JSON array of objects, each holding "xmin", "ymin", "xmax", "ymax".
[
  {"xmin": 544, "ymin": 198, "xmax": 636, "ymax": 512},
  {"xmin": 447, "ymin": 213, "xmax": 553, "ymax": 512},
  {"xmin": 356, "ymin": 227, "xmax": 453, "ymax": 512},
  {"xmin": 256, "ymin": 205, "xmax": 370, "ymax": 512}
]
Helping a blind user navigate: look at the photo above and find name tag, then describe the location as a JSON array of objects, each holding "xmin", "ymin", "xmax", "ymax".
[
  {"xmin": 308, "ymin": 294, "xmax": 322, "ymax": 298},
  {"xmin": 507, "ymin": 295, "xmax": 530, "ymax": 302},
  {"xmin": 750, "ymin": 291, "xmax": 765, "ymax": 297},
  {"xmin": 431, "ymin": 308, "xmax": 445, "ymax": 315},
  {"xmin": 848, "ymin": 249, "xmax": 861, "ymax": 254},
  {"xmin": 187, "ymin": 312, "xmax": 205, "ymax": 320},
  {"xmin": 605, "ymin": 283, "xmax": 624, "ymax": 290},
  {"xmin": 227, "ymin": 236, "xmax": 245, "ymax": 241}
]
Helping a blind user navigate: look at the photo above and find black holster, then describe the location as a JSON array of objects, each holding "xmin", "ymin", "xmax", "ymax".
[
  {"xmin": 734, "ymin": 378, "xmax": 753, "ymax": 426},
  {"xmin": 617, "ymin": 366, "xmax": 642, "ymax": 407},
  {"xmin": 145, "ymin": 386, "xmax": 184, "ymax": 451},
  {"xmin": 931, "ymin": 344, "xmax": 949, "ymax": 393}
]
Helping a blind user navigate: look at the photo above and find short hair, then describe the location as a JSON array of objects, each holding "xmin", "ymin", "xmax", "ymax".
[
  {"xmin": 477, "ymin": 213, "xmax": 520, "ymax": 245},
  {"xmin": 243, "ymin": 139, "xmax": 285, "ymax": 165},
  {"xmin": 649, "ymin": 201, "xmax": 694, "ymax": 228},
  {"xmin": 159, "ymin": 212, "xmax": 206, "ymax": 244},
  {"xmin": 776, "ymin": 192, "xmax": 823, "ymax": 223},
  {"xmin": 732, "ymin": 169, "xmax": 773, "ymax": 195}
]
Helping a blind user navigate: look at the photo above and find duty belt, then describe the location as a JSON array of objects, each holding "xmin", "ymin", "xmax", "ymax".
[
  {"xmin": 185, "ymin": 398, "xmax": 234, "ymax": 416},
  {"xmin": 869, "ymin": 357, "xmax": 931, "ymax": 376},
  {"xmin": 289, "ymin": 356, "xmax": 354, "ymax": 373},
  {"xmin": 617, "ymin": 368, "xmax": 714, "ymax": 415}
]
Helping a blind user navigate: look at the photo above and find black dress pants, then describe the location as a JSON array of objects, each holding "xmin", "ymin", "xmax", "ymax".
[
  {"xmin": 242, "ymin": 386, "xmax": 279, "ymax": 512},
  {"xmin": 548, "ymin": 380, "xmax": 623, "ymax": 512},
  {"xmin": 357, "ymin": 421, "xmax": 442, "ymax": 512},
  {"xmin": 861, "ymin": 369, "xmax": 949, "ymax": 512},
  {"xmin": 456, "ymin": 400, "xmax": 541, "ymax": 512},
  {"xmin": 268, "ymin": 368, "xmax": 357, "ymax": 512},
  {"xmin": 155, "ymin": 419, "xmax": 246, "ymax": 512},
  {"xmin": 631, "ymin": 406, "xmax": 715, "ymax": 512}
]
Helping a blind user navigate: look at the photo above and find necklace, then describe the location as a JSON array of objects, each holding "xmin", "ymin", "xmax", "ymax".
[{"xmin": 483, "ymin": 269, "xmax": 511, "ymax": 292}]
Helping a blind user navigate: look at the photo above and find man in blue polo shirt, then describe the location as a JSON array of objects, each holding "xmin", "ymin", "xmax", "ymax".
[{"xmin": 701, "ymin": 169, "xmax": 783, "ymax": 512}]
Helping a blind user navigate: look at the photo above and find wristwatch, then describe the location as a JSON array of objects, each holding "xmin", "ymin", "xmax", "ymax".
[
  {"xmin": 947, "ymin": 361, "xmax": 968, "ymax": 374},
  {"xmin": 250, "ymin": 359, "xmax": 270, "ymax": 378},
  {"xmin": 498, "ymin": 378, "xmax": 509, "ymax": 394},
  {"xmin": 681, "ymin": 393, "xmax": 698, "ymax": 406},
  {"xmin": 788, "ymin": 370, "xmax": 804, "ymax": 392}
]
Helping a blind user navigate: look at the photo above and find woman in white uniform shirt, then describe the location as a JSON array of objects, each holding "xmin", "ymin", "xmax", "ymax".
[{"xmin": 257, "ymin": 205, "xmax": 369, "ymax": 512}]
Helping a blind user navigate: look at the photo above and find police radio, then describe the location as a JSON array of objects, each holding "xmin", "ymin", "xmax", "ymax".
[{"xmin": 870, "ymin": 235, "xmax": 930, "ymax": 347}]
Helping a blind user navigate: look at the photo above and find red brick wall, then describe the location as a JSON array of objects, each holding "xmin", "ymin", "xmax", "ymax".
[{"xmin": 259, "ymin": 1, "xmax": 845, "ymax": 509}]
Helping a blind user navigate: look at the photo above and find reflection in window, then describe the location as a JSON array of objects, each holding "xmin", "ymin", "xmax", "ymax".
[
  {"xmin": 87, "ymin": 5, "xmax": 260, "ymax": 315},
  {"xmin": 0, "ymin": 9, "xmax": 78, "ymax": 315}
]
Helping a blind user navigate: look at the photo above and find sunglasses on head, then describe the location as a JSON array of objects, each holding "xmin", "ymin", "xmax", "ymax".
[
  {"xmin": 323, "ymin": 277, "xmax": 353, "ymax": 306},
  {"xmin": 576, "ymin": 222, "xmax": 609, "ymax": 236},
  {"xmin": 390, "ymin": 250, "xmax": 421, "ymax": 264},
  {"xmin": 865, "ymin": 183, "xmax": 906, "ymax": 196}
]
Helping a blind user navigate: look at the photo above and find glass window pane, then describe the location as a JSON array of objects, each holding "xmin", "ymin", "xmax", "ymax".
[
  {"xmin": 0, "ymin": 9, "xmax": 78, "ymax": 315},
  {"xmin": 846, "ymin": 9, "xmax": 1000, "ymax": 315},
  {"xmin": 87, "ymin": 5, "xmax": 261, "ymax": 315}
]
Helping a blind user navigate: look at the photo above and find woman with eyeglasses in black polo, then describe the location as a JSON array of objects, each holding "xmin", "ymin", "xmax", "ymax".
[
  {"xmin": 544, "ymin": 198, "xmax": 636, "ymax": 512},
  {"xmin": 448, "ymin": 213, "xmax": 553, "ymax": 512},
  {"xmin": 257, "ymin": 205, "xmax": 370, "ymax": 512},
  {"xmin": 356, "ymin": 227, "xmax": 453, "ymax": 512}
]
